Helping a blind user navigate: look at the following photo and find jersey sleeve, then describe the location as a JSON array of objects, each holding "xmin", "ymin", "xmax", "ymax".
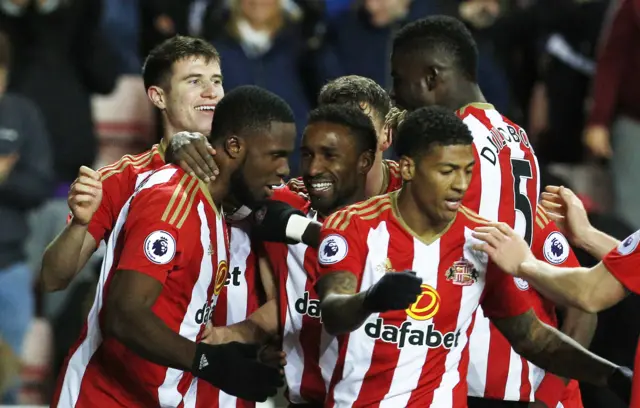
[
  {"xmin": 481, "ymin": 261, "xmax": 534, "ymax": 320},
  {"xmin": 531, "ymin": 207, "xmax": 580, "ymax": 268},
  {"xmin": 86, "ymin": 177, "xmax": 121, "ymax": 244},
  {"xmin": 317, "ymin": 214, "xmax": 367, "ymax": 284},
  {"xmin": 115, "ymin": 187, "xmax": 193, "ymax": 284},
  {"xmin": 602, "ymin": 229, "xmax": 640, "ymax": 294},
  {"xmin": 63, "ymin": 173, "xmax": 121, "ymax": 245},
  {"xmin": 84, "ymin": 169, "xmax": 136, "ymax": 245}
]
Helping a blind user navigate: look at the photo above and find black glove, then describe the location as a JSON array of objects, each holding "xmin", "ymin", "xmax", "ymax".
[
  {"xmin": 607, "ymin": 365, "xmax": 633, "ymax": 405},
  {"xmin": 252, "ymin": 200, "xmax": 309, "ymax": 244},
  {"xmin": 192, "ymin": 342, "xmax": 283, "ymax": 402},
  {"xmin": 363, "ymin": 271, "xmax": 423, "ymax": 313}
]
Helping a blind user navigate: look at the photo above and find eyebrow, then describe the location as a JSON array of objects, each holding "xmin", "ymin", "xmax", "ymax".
[
  {"xmin": 182, "ymin": 73, "xmax": 224, "ymax": 81},
  {"xmin": 437, "ymin": 161, "xmax": 476, "ymax": 168}
]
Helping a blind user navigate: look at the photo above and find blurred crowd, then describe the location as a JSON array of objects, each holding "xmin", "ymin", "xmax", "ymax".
[{"xmin": 0, "ymin": 0, "xmax": 639, "ymax": 406}]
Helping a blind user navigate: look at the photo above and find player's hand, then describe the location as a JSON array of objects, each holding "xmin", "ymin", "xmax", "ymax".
[
  {"xmin": 258, "ymin": 343, "xmax": 287, "ymax": 373},
  {"xmin": 607, "ymin": 365, "xmax": 633, "ymax": 404},
  {"xmin": 169, "ymin": 132, "xmax": 219, "ymax": 183},
  {"xmin": 252, "ymin": 200, "xmax": 310, "ymax": 244},
  {"xmin": 472, "ymin": 222, "xmax": 536, "ymax": 277},
  {"xmin": 583, "ymin": 125, "xmax": 612, "ymax": 159},
  {"xmin": 363, "ymin": 271, "xmax": 423, "ymax": 313},
  {"xmin": 68, "ymin": 166, "xmax": 102, "ymax": 226},
  {"xmin": 540, "ymin": 185, "xmax": 591, "ymax": 247},
  {"xmin": 192, "ymin": 342, "xmax": 283, "ymax": 402}
]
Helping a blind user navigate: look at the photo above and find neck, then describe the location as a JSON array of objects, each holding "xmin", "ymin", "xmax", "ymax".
[
  {"xmin": 396, "ymin": 186, "xmax": 451, "ymax": 240},
  {"xmin": 206, "ymin": 155, "xmax": 233, "ymax": 211},
  {"xmin": 162, "ymin": 117, "xmax": 180, "ymax": 143},
  {"xmin": 365, "ymin": 153, "xmax": 386, "ymax": 197},
  {"xmin": 446, "ymin": 81, "xmax": 487, "ymax": 111}
]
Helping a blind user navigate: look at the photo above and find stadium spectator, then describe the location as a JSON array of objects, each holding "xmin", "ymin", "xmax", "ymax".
[
  {"xmin": 101, "ymin": 0, "xmax": 141, "ymax": 75},
  {"xmin": 0, "ymin": 29, "xmax": 53, "ymax": 404},
  {"xmin": 320, "ymin": 0, "xmax": 444, "ymax": 91},
  {"xmin": 584, "ymin": 0, "xmax": 640, "ymax": 229},
  {"xmin": 206, "ymin": 0, "xmax": 318, "ymax": 173}
]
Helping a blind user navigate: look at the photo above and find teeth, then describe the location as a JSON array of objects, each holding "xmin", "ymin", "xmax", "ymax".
[
  {"xmin": 311, "ymin": 182, "xmax": 332, "ymax": 191},
  {"xmin": 195, "ymin": 106, "xmax": 215, "ymax": 111}
]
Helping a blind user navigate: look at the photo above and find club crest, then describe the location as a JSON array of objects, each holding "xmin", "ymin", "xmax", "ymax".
[{"xmin": 445, "ymin": 257, "xmax": 479, "ymax": 286}]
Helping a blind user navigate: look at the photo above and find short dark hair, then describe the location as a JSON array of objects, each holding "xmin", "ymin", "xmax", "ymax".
[
  {"xmin": 0, "ymin": 31, "xmax": 11, "ymax": 68},
  {"xmin": 393, "ymin": 16, "xmax": 478, "ymax": 81},
  {"xmin": 209, "ymin": 85, "xmax": 295, "ymax": 142},
  {"xmin": 142, "ymin": 35, "xmax": 220, "ymax": 91},
  {"xmin": 395, "ymin": 106, "xmax": 472, "ymax": 158},
  {"xmin": 318, "ymin": 76, "xmax": 391, "ymax": 124},
  {"xmin": 307, "ymin": 104, "xmax": 377, "ymax": 154}
]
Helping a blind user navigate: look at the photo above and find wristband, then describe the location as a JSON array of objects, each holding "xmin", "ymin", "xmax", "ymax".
[
  {"xmin": 285, "ymin": 214, "xmax": 312, "ymax": 243},
  {"xmin": 535, "ymin": 374, "xmax": 566, "ymax": 408}
]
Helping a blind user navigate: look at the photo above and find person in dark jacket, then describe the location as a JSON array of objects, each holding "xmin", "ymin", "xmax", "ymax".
[
  {"xmin": 208, "ymin": 0, "xmax": 318, "ymax": 174},
  {"xmin": 0, "ymin": 0, "xmax": 117, "ymax": 188},
  {"xmin": 320, "ymin": 0, "xmax": 445, "ymax": 92},
  {"xmin": 0, "ymin": 29, "xmax": 53, "ymax": 404}
]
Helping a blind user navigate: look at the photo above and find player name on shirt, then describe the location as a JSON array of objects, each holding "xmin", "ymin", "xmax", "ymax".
[{"xmin": 459, "ymin": 103, "xmax": 532, "ymax": 167}]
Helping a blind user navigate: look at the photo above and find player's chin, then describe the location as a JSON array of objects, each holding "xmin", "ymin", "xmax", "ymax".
[
  {"xmin": 439, "ymin": 207, "xmax": 458, "ymax": 223},
  {"xmin": 309, "ymin": 195, "xmax": 332, "ymax": 213}
]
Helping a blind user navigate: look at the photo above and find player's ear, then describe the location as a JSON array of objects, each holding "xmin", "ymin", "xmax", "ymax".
[
  {"xmin": 425, "ymin": 66, "xmax": 438, "ymax": 91},
  {"xmin": 224, "ymin": 135, "xmax": 244, "ymax": 159},
  {"xmin": 358, "ymin": 150, "xmax": 375, "ymax": 175},
  {"xmin": 399, "ymin": 156, "xmax": 415, "ymax": 181},
  {"xmin": 148, "ymin": 86, "xmax": 166, "ymax": 110}
]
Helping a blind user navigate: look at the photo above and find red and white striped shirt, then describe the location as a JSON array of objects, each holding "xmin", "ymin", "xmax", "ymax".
[
  {"xmin": 602, "ymin": 229, "xmax": 640, "ymax": 408},
  {"xmin": 467, "ymin": 206, "xmax": 583, "ymax": 406},
  {"xmin": 67, "ymin": 142, "xmax": 167, "ymax": 240},
  {"xmin": 52, "ymin": 165, "xmax": 229, "ymax": 408},
  {"xmin": 210, "ymin": 218, "xmax": 261, "ymax": 408},
  {"xmin": 458, "ymin": 102, "xmax": 540, "ymax": 244},
  {"xmin": 458, "ymin": 103, "xmax": 561, "ymax": 403},
  {"xmin": 210, "ymin": 186, "xmax": 309, "ymax": 408},
  {"xmin": 263, "ymin": 196, "xmax": 339, "ymax": 405},
  {"xmin": 317, "ymin": 193, "xmax": 534, "ymax": 407}
]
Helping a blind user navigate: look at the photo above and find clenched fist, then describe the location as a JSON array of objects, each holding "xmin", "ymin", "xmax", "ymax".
[{"xmin": 68, "ymin": 166, "xmax": 102, "ymax": 226}]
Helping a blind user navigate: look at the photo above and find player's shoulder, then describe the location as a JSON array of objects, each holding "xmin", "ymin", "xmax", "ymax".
[
  {"xmin": 457, "ymin": 205, "xmax": 492, "ymax": 228},
  {"xmin": 130, "ymin": 165, "xmax": 204, "ymax": 228},
  {"xmin": 534, "ymin": 204, "xmax": 553, "ymax": 230},
  {"xmin": 98, "ymin": 145, "xmax": 165, "ymax": 183},
  {"xmin": 324, "ymin": 194, "xmax": 393, "ymax": 232}
]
